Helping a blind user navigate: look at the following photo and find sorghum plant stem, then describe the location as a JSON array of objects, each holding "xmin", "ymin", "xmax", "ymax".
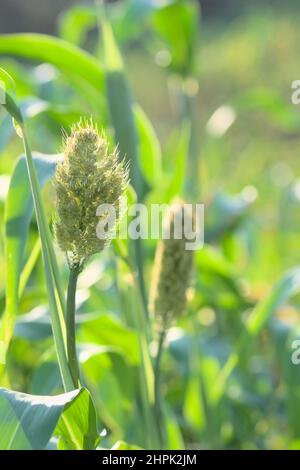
[
  {"xmin": 66, "ymin": 267, "xmax": 81, "ymax": 388},
  {"xmin": 132, "ymin": 275, "xmax": 156, "ymax": 449},
  {"xmin": 154, "ymin": 328, "xmax": 167, "ymax": 449},
  {"xmin": 23, "ymin": 134, "xmax": 74, "ymax": 392}
]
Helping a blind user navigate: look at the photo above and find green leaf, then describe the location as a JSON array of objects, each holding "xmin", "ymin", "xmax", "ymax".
[
  {"xmin": 100, "ymin": 6, "xmax": 144, "ymax": 199},
  {"xmin": 55, "ymin": 388, "xmax": 100, "ymax": 450},
  {"xmin": 152, "ymin": 0, "xmax": 200, "ymax": 76},
  {"xmin": 165, "ymin": 120, "xmax": 190, "ymax": 201},
  {"xmin": 99, "ymin": 6, "xmax": 147, "ymax": 312},
  {"xmin": 58, "ymin": 5, "xmax": 96, "ymax": 45},
  {"xmin": 82, "ymin": 351, "xmax": 129, "ymax": 434},
  {"xmin": 78, "ymin": 314, "xmax": 140, "ymax": 366},
  {"xmin": 0, "ymin": 67, "xmax": 23, "ymax": 124},
  {"xmin": 0, "ymin": 34, "xmax": 104, "ymax": 111},
  {"xmin": 247, "ymin": 268, "xmax": 300, "ymax": 336},
  {"xmin": 0, "ymin": 387, "xmax": 99, "ymax": 450},
  {"xmin": 0, "ymin": 153, "xmax": 61, "ymax": 363},
  {"xmin": 0, "ymin": 76, "xmax": 73, "ymax": 390},
  {"xmin": 135, "ymin": 105, "xmax": 162, "ymax": 188},
  {"xmin": 216, "ymin": 268, "xmax": 300, "ymax": 403}
]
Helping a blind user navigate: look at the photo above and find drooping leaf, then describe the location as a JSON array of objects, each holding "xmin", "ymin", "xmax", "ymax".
[{"xmin": 0, "ymin": 34, "xmax": 104, "ymax": 111}]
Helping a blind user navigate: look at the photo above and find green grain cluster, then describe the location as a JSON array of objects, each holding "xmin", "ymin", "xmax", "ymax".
[
  {"xmin": 54, "ymin": 120, "xmax": 128, "ymax": 269},
  {"xmin": 149, "ymin": 201, "xmax": 194, "ymax": 328}
]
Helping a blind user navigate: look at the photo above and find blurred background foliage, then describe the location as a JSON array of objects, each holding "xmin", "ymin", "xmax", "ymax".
[{"xmin": 0, "ymin": 0, "xmax": 300, "ymax": 450}]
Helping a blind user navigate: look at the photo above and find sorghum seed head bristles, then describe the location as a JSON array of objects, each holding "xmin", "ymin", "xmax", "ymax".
[
  {"xmin": 54, "ymin": 119, "xmax": 129, "ymax": 271},
  {"xmin": 149, "ymin": 200, "xmax": 195, "ymax": 329}
]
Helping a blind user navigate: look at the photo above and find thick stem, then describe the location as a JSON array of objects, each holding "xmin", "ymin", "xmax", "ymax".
[
  {"xmin": 66, "ymin": 268, "xmax": 81, "ymax": 388},
  {"xmin": 154, "ymin": 328, "xmax": 166, "ymax": 449}
]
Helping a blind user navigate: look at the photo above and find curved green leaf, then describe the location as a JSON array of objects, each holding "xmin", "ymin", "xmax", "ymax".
[
  {"xmin": 59, "ymin": 5, "xmax": 96, "ymax": 45},
  {"xmin": 0, "ymin": 34, "xmax": 104, "ymax": 112},
  {"xmin": 0, "ymin": 34, "xmax": 103, "ymax": 91},
  {"xmin": 0, "ymin": 387, "xmax": 99, "ymax": 450}
]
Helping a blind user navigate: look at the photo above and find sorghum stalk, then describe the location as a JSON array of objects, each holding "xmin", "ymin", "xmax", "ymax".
[
  {"xmin": 150, "ymin": 201, "xmax": 195, "ymax": 447},
  {"xmin": 66, "ymin": 265, "xmax": 81, "ymax": 388},
  {"xmin": 54, "ymin": 119, "xmax": 128, "ymax": 387}
]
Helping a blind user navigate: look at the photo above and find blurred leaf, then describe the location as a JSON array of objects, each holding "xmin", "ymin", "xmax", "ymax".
[
  {"xmin": 247, "ymin": 268, "xmax": 300, "ymax": 336},
  {"xmin": 78, "ymin": 313, "xmax": 140, "ymax": 365},
  {"xmin": 165, "ymin": 120, "xmax": 190, "ymax": 201},
  {"xmin": 135, "ymin": 105, "xmax": 162, "ymax": 188},
  {"xmin": 164, "ymin": 406, "xmax": 185, "ymax": 450},
  {"xmin": 0, "ymin": 153, "xmax": 61, "ymax": 362},
  {"xmin": 0, "ymin": 67, "xmax": 23, "ymax": 124},
  {"xmin": 196, "ymin": 244, "xmax": 236, "ymax": 279},
  {"xmin": 236, "ymin": 88, "xmax": 300, "ymax": 133},
  {"xmin": 112, "ymin": 0, "xmax": 160, "ymax": 44},
  {"xmin": 183, "ymin": 375, "xmax": 205, "ymax": 430},
  {"xmin": 100, "ymin": 5, "xmax": 147, "ymax": 310},
  {"xmin": 0, "ymin": 113, "xmax": 13, "ymax": 153},
  {"xmin": 100, "ymin": 7, "xmax": 144, "ymax": 198},
  {"xmin": 82, "ymin": 351, "xmax": 130, "ymax": 434},
  {"xmin": 0, "ymin": 77, "xmax": 72, "ymax": 390},
  {"xmin": 0, "ymin": 34, "xmax": 104, "ymax": 111},
  {"xmin": 58, "ymin": 5, "xmax": 96, "ymax": 45},
  {"xmin": 152, "ymin": 0, "xmax": 200, "ymax": 76},
  {"xmin": 205, "ymin": 191, "xmax": 254, "ymax": 243},
  {"xmin": 0, "ymin": 387, "xmax": 99, "ymax": 450},
  {"xmin": 216, "ymin": 268, "xmax": 300, "ymax": 403}
]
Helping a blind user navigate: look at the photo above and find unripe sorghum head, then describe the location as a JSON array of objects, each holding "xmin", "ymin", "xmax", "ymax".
[
  {"xmin": 149, "ymin": 201, "xmax": 195, "ymax": 329},
  {"xmin": 54, "ymin": 120, "xmax": 128, "ymax": 270}
]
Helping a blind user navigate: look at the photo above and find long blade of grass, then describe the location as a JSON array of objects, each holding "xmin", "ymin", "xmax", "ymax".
[
  {"xmin": 22, "ymin": 134, "xmax": 73, "ymax": 391},
  {"xmin": 0, "ymin": 76, "xmax": 74, "ymax": 391},
  {"xmin": 97, "ymin": 2, "xmax": 147, "ymax": 312},
  {"xmin": 0, "ymin": 153, "xmax": 61, "ymax": 364}
]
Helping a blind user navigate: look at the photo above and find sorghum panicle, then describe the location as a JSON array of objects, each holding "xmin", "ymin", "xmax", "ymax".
[
  {"xmin": 149, "ymin": 201, "xmax": 195, "ymax": 329},
  {"xmin": 54, "ymin": 120, "xmax": 128, "ymax": 270}
]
